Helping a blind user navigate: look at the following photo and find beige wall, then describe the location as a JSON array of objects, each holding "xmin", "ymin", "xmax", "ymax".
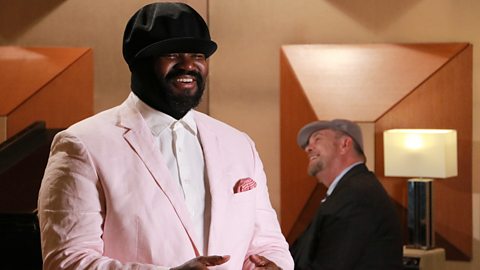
[
  {"xmin": 208, "ymin": 0, "xmax": 479, "ymax": 269},
  {"xmin": 0, "ymin": 0, "xmax": 208, "ymax": 113},
  {"xmin": 1, "ymin": 0, "xmax": 479, "ymax": 269}
]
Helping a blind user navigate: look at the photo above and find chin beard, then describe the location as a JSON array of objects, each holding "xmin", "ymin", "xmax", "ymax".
[
  {"xmin": 160, "ymin": 70, "xmax": 205, "ymax": 119},
  {"xmin": 130, "ymin": 63, "xmax": 205, "ymax": 120},
  {"xmin": 308, "ymin": 161, "xmax": 324, "ymax": 177},
  {"xmin": 162, "ymin": 82, "xmax": 204, "ymax": 119}
]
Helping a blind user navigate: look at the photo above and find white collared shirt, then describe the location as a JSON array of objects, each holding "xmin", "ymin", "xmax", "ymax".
[{"xmin": 129, "ymin": 92, "xmax": 209, "ymax": 255}]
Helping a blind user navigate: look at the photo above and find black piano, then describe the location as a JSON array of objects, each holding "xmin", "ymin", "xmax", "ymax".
[{"xmin": 0, "ymin": 122, "xmax": 62, "ymax": 270}]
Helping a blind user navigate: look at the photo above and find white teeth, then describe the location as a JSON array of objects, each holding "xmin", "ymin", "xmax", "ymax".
[{"xmin": 177, "ymin": 78, "xmax": 193, "ymax": 83}]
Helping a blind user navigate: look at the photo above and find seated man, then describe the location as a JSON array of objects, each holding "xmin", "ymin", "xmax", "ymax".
[{"xmin": 290, "ymin": 119, "xmax": 403, "ymax": 270}]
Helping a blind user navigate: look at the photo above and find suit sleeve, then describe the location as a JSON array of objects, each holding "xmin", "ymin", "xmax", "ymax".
[
  {"xmin": 37, "ymin": 131, "xmax": 168, "ymax": 270},
  {"xmin": 240, "ymin": 135, "xmax": 294, "ymax": 270}
]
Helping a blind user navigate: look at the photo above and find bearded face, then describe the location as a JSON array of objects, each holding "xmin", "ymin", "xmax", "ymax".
[
  {"xmin": 156, "ymin": 63, "xmax": 206, "ymax": 118},
  {"xmin": 305, "ymin": 130, "xmax": 341, "ymax": 179},
  {"xmin": 130, "ymin": 53, "xmax": 208, "ymax": 120},
  {"xmin": 153, "ymin": 53, "xmax": 208, "ymax": 119}
]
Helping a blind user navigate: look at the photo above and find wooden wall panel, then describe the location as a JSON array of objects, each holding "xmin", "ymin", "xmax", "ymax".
[
  {"xmin": 375, "ymin": 45, "xmax": 473, "ymax": 260},
  {"xmin": 7, "ymin": 49, "xmax": 93, "ymax": 137},
  {"xmin": 0, "ymin": 47, "xmax": 93, "ymax": 141},
  {"xmin": 282, "ymin": 44, "xmax": 466, "ymax": 122},
  {"xmin": 281, "ymin": 43, "xmax": 472, "ymax": 260},
  {"xmin": 0, "ymin": 117, "xmax": 5, "ymax": 142},
  {"xmin": 280, "ymin": 49, "xmax": 325, "ymax": 240}
]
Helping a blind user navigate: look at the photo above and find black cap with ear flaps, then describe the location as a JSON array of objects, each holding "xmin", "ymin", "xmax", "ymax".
[{"xmin": 122, "ymin": 2, "xmax": 217, "ymax": 70}]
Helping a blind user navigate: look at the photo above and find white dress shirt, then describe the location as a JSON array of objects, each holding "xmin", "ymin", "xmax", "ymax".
[{"xmin": 130, "ymin": 93, "xmax": 210, "ymax": 255}]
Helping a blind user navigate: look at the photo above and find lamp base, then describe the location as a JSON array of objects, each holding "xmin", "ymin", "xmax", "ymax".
[
  {"xmin": 407, "ymin": 178, "xmax": 434, "ymax": 249},
  {"xmin": 403, "ymin": 246, "xmax": 446, "ymax": 270}
]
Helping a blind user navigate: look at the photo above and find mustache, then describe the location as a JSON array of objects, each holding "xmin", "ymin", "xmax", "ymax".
[{"xmin": 165, "ymin": 70, "xmax": 204, "ymax": 85}]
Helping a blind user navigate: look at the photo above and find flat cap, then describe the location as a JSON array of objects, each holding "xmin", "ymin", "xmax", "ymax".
[{"xmin": 297, "ymin": 119, "xmax": 364, "ymax": 152}]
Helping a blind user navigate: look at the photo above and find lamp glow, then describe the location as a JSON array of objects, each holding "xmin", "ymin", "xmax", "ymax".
[
  {"xmin": 383, "ymin": 129, "xmax": 457, "ymax": 179},
  {"xmin": 404, "ymin": 134, "xmax": 423, "ymax": 150}
]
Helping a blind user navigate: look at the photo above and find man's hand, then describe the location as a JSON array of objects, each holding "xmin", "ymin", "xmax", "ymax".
[
  {"xmin": 170, "ymin": 255, "xmax": 230, "ymax": 270},
  {"xmin": 249, "ymin": 254, "xmax": 282, "ymax": 270}
]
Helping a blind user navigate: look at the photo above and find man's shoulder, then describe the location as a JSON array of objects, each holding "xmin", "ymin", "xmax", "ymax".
[
  {"xmin": 193, "ymin": 110, "xmax": 246, "ymax": 136},
  {"xmin": 336, "ymin": 165, "xmax": 390, "ymax": 200},
  {"xmin": 63, "ymin": 105, "xmax": 123, "ymax": 138}
]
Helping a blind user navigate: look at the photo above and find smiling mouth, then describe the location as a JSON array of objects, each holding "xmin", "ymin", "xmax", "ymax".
[
  {"xmin": 171, "ymin": 75, "xmax": 197, "ymax": 90},
  {"xmin": 176, "ymin": 77, "xmax": 194, "ymax": 83},
  {"xmin": 309, "ymin": 152, "xmax": 322, "ymax": 161},
  {"xmin": 165, "ymin": 69, "xmax": 203, "ymax": 89}
]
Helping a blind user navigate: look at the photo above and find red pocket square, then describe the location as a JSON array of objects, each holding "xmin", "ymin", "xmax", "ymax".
[{"xmin": 233, "ymin": 178, "xmax": 257, "ymax": 193}]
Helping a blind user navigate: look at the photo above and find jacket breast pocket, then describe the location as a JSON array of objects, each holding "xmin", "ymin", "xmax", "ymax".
[{"xmin": 231, "ymin": 188, "xmax": 256, "ymax": 205}]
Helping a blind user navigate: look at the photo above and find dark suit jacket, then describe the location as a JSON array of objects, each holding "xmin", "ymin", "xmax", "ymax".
[{"xmin": 290, "ymin": 164, "xmax": 403, "ymax": 270}]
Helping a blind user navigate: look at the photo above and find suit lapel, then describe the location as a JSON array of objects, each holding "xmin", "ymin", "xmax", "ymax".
[
  {"xmin": 194, "ymin": 112, "xmax": 229, "ymax": 255},
  {"xmin": 117, "ymin": 102, "xmax": 200, "ymax": 254}
]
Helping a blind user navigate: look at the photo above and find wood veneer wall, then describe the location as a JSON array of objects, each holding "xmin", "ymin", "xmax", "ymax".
[
  {"xmin": 375, "ymin": 44, "xmax": 473, "ymax": 260},
  {"xmin": 0, "ymin": 47, "xmax": 93, "ymax": 141},
  {"xmin": 281, "ymin": 43, "xmax": 472, "ymax": 260},
  {"xmin": 280, "ymin": 49, "xmax": 326, "ymax": 242}
]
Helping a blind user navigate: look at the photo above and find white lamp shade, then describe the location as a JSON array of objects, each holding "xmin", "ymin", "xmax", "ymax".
[{"xmin": 383, "ymin": 129, "xmax": 458, "ymax": 178}]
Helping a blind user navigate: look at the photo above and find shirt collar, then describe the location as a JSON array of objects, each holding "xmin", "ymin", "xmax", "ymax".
[
  {"xmin": 128, "ymin": 92, "xmax": 198, "ymax": 137},
  {"xmin": 326, "ymin": 161, "xmax": 363, "ymax": 197}
]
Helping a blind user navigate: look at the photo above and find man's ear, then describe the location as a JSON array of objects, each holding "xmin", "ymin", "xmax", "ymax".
[{"xmin": 338, "ymin": 135, "xmax": 353, "ymax": 155}]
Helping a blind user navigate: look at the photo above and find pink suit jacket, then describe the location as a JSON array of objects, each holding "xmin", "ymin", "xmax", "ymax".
[{"xmin": 37, "ymin": 97, "xmax": 293, "ymax": 270}]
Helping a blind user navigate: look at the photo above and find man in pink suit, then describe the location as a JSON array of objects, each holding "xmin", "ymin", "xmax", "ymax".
[{"xmin": 37, "ymin": 2, "xmax": 293, "ymax": 269}]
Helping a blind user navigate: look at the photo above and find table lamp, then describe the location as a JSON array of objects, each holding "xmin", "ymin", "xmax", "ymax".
[{"xmin": 383, "ymin": 129, "xmax": 457, "ymax": 249}]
